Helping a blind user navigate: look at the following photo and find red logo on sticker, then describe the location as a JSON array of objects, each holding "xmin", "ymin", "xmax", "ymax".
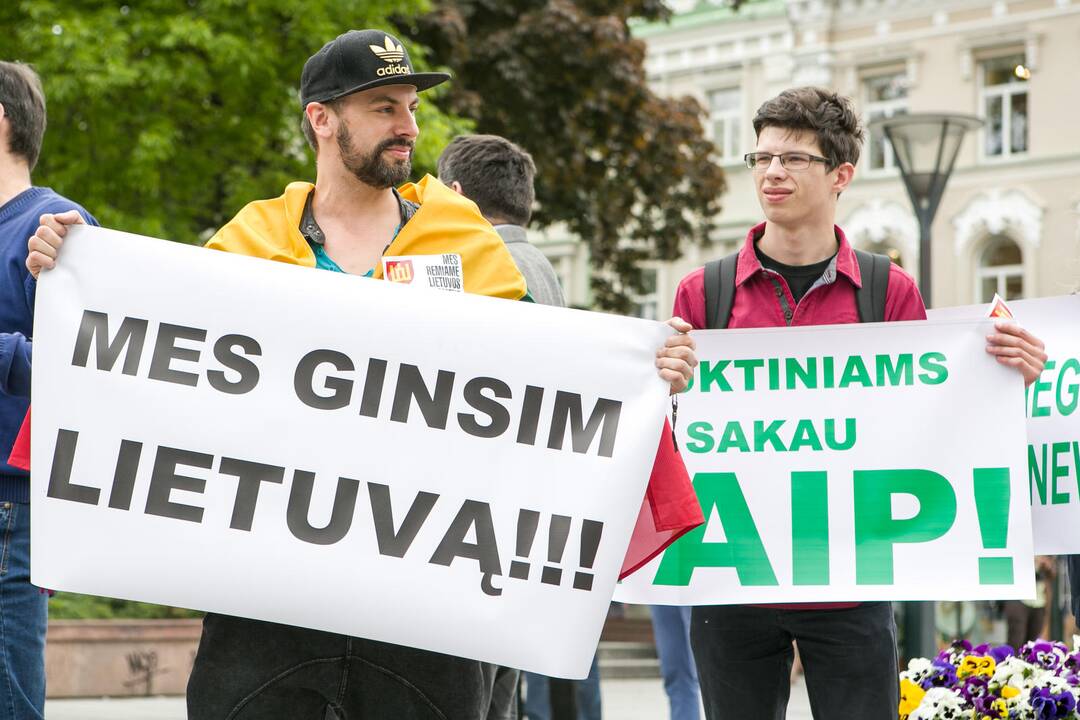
[{"xmin": 385, "ymin": 260, "xmax": 414, "ymax": 284}]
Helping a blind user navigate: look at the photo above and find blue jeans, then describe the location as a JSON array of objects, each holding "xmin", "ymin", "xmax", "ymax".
[
  {"xmin": 650, "ymin": 606, "xmax": 700, "ymax": 720},
  {"xmin": 0, "ymin": 501, "xmax": 47, "ymax": 720},
  {"xmin": 523, "ymin": 654, "xmax": 601, "ymax": 720}
]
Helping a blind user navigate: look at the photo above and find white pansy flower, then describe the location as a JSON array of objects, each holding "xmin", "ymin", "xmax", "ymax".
[
  {"xmin": 992, "ymin": 656, "xmax": 1039, "ymax": 688},
  {"xmin": 902, "ymin": 658, "xmax": 934, "ymax": 684},
  {"xmin": 909, "ymin": 687, "xmax": 965, "ymax": 720}
]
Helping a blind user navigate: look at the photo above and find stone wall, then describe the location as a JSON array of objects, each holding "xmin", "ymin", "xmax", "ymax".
[{"xmin": 45, "ymin": 619, "xmax": 201, "ymax": 698}]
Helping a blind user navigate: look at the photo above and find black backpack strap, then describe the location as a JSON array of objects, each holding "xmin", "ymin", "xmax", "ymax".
[
  {"xmin": 704, "ymin": 251, "xmax": 740, "ymax": 329},
  {"xmin": 854, "ymin": 249, "xmax": 891, "ymax": 323}
]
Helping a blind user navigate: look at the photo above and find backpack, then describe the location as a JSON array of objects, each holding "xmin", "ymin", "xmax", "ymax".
[{"xmin": 702, "ymin": 248, "xmax": 891, "ymax": 329}]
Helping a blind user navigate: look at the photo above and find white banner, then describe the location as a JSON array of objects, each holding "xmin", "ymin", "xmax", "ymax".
[
  {"xmin": 929, "ymin": 295, "xmax": 1080, "ymax": 554},
  {"xmin": 31, "ymin": 225, "xmax": 673, "ymax": 679},
  {"xmin": 615, "ymin": 320, "xmax": 1034, "ymax": 605}
]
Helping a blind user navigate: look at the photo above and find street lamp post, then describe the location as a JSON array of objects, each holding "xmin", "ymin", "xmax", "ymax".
[
  {"xmin": 868, "ymin": 113, "xmax": 983, "ymax": 308},
  {"xmin": 868, "ymin": 113, "xmax": 983, "ymax": 665}
]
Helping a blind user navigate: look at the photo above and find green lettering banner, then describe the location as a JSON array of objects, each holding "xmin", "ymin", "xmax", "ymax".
[
  {"xmin": 616, "ymin": 319, "xmax": 1034, "ymax": 605},
  {"xmin": 930, "ymin": 296, "xmax": 1080, "ymax": 554}
]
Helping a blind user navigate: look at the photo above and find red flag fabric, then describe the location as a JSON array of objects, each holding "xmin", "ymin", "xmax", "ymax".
[
  {"xmin": 8, "ymin": 408, "xmax": 30, "ymax": 471},
  {"xmin": 619, "ymin": 418, "xmax": 703, "ymax": 579}
]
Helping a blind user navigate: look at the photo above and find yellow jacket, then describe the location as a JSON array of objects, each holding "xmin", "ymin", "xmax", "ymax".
[{"xmin": 206, "ymin": 175, "xmax": 528, "ymax": 300}]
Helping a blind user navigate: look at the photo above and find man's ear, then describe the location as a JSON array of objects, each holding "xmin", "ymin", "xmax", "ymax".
[
  {"xmin": 306, "ymin": 102, "xmax": 336, "ymax": 144},
  {"xmin": 450, "ymin": 180, "xmax": 464, "ymax": 196},
  {"xmin": 832, "ymin": 162, "xmax": 856, "ymax": 195}
]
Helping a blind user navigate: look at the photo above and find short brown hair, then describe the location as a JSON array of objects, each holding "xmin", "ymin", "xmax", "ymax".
[
  {"xmin": 0, "ymin": 61, "xmax": 47, "ymax": 170},
  {"xmin": 300, "ymin": 98, "xmax": 341, "ymax": 153},
  {"xmin": 752, "ymin": 87, "xmax": 863, "ymax": 169},
  {"xmin": 437, "ymin": 135, "xmax": 536, "ymax": 226}
]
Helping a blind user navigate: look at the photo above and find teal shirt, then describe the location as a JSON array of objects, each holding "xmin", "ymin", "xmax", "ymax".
[
  {"xmin": 300, "ymin": 187, "xmax": 404, "ymax": 276},
  {"xmin": 310, "ymin": 242, "xmax": 374, "ymax": 276}
]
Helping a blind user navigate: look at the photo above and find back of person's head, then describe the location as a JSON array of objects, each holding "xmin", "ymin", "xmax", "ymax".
[
  {"xmin": 438, "ymin": 134, "xmax": 536, "ymax": 226},
  {"xmin": 0, "ymin": 61, "xmax": 47, "ymax": 171},
  {"xmin": 753, "ymin": 87, "xmax": 863, "ymax": 169}
]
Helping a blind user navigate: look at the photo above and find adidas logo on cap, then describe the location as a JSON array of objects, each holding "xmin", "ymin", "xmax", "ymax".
[{"xmin": 369, "ymin": 36, "xmax": 406, "ymax": 63}]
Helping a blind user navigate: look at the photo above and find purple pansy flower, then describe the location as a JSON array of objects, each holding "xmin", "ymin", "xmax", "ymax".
[
  {"xmin": 989, "ymin": 644, "xmax": 1015, "ymax": 664},
  {"xmin": 973, "ymin": 695, "xmax": 1002, "ymax": 717},
  {"xmin": 937, "ymin": 639, "xmax": 973, "ymax": 666},
  {"xmin": 922, "ymin": 662, "xmax": 958, "ymax": 690},
  {"xmin": 1029, "ymin": 687, "xmax": 1058, "ymax": 720},
  {"xmin": 1021, "ymin": 640, "xmax": 1067, "ymax": 672},
  {"xmin": 960, "ymin": 675, "xmax": 990, "ymax": 703},
  {"xmin": 1057, "ymin": 690, "xmax": 1078, "ymax": 714},
  {"xmin": 1028, "ymin": 687, "xmax": 1077, "ymax": 720},
  {"xmin": 1064, "ymin": 651, "xmax": 1080, "ymax": 674}
]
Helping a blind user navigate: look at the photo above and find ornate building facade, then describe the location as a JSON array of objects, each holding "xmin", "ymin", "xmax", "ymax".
[{"xmin": 536, "ymin": 0, "xmax": 1080, "ymax": 315}]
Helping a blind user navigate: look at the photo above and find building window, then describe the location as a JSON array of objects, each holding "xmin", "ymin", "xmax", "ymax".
[
  {"xmin": 863, "ymin": 72, "xmax": 909, "ymax": 171},
  {"xmin": 549, "ymin": 254, "xmax": 572, "ymax": 303},
  {"xmin": 976, "ymin": 235, "xmax": 1024, "ymax": 302},
  {"xmin": 708, "ymin": 88, "xmax": 741, "ymax": 163},
  {"xmin": 980, "ymin": 53, "xmax": 1030, "ymax": 159},
  {"xmin": 632, "ymin": 269, "xmax": 660, "ymax": 320}
]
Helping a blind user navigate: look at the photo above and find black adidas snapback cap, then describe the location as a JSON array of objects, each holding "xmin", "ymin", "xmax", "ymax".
[{"xmin": 300, "ymin": 29, "xmax": 450, "ymax": 107}]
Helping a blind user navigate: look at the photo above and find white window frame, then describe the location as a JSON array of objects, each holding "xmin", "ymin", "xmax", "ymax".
[
  {"xmin": 978, "ymin": 53, "xmax": 1030, "ymax": 162},
  {"xmin": 706, "ymin": 87, "xmax": 742, "ymax": 165},
  {"xmin": 631, "ymin": 267, "xmax": 660, "ymax": 320},
  {"xmin": 862, "ymin": 71, "xmax": 909, "ymax": 174},
  {"xmin": 975, "ymin": 237, "xmax": 1024, "ymax": 303}
]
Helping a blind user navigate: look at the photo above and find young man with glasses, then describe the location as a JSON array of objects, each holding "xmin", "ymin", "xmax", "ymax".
[{"xmin": 671, "ymin": 86, "xmax": 1046, "ymax": 719}]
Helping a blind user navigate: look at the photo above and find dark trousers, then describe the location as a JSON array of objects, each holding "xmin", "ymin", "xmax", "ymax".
[
  {"xmin": 691, "ymin": 603, "xmax": 898, "ymax": 720},
  {"xmin": 188, "ymin": 614, "xmax": 502, "ymax": 720},
  {"xmin": 488, "ymin": 667, "xmax": 520, "ymax": 720},
  {"xmin": 1004, "ymin": 600, "xmax": 1046, "ymax": 650}
]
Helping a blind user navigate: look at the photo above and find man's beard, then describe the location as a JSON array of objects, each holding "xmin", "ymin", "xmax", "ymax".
[{"xmin": 337, "ymin": 124, "xmax": 413, "ymax": 189}]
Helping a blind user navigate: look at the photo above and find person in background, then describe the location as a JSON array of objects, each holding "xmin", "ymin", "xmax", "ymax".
[
  {"xmin": 0, "ymin": 60, "xmax": 97, "ymax": 720},
  {"xmin": 1005, "ymin": 556, "xmax": 1056, "ymax": 649},
  {"xmin": 438, "ymin": 134, "xmax": 564, "ymax": 307},
  {"xmin": 438, "ymin": 132, "xmax": 599, "ymax": 720},
  {"xmin": 650, "ymin": 605, "xmax": 700, "ymax": 720}
]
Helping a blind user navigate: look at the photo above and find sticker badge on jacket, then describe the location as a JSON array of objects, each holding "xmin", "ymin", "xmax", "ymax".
[
  {"xmin": 984, "ymin": 292, "xmax": 1014, "ymax": 319},
  {"xmin": 382, "ymin": 254, "xmax": 464, "ymax": 292}
]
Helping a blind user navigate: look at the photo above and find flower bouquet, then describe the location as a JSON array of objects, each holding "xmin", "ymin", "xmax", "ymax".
[{"xmin": 899, "ymin": 639, "xmax": 1080, "ymax": 719}]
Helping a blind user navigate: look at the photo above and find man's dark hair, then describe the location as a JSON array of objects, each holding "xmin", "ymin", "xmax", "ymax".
[
  {"xmin": 752, "ymin": 87, "xmax": 864, "ymax": 169},
  {"xmin": 300, "ymin": 98, "xmax": 341, "ymax": 153},
  {"xmin": 0, "ymin": 61, "xmax": 47, "ymax": 170},
  {"xmin": 437, "ymin": 134, "xmax": 536, "ymax": 226}
]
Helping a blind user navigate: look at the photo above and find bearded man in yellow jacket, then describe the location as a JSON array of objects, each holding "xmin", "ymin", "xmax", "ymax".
[{"xmin": 27, "ymin": 29, "xmax": 700, "ymax": 720}]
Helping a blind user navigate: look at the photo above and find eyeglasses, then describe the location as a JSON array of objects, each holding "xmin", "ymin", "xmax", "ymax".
[{"xmin": 744, "ymin": 152, "xmax": 831, "ymax": 171}]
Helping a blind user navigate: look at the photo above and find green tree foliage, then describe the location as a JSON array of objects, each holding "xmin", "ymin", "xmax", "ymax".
[
  {"xmin": 49, "ymin": 592, "xmax": 202, "ymax": 620},
  {"xmin": 400, "ymin": 0, "xmax": 727, "ymax": 311},
  {"xmin": 1, "ymin": 0, "xmax": 470, "ymax": 243}
]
